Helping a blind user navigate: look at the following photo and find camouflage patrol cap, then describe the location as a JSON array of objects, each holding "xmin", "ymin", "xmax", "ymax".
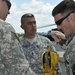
[{"xmin": 52, "ymin": 0, "xmax": 75, "ymax": 16}]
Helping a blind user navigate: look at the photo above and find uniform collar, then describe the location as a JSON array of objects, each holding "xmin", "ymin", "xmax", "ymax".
[{"xmin": 66, "ymin": 32, "xmax": 75, "ymax": 45}]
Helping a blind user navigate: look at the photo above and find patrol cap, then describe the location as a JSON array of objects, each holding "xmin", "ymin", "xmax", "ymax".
[{"xmin": 52, "ymin": 0, "xmax": 75, "ymax": 16}]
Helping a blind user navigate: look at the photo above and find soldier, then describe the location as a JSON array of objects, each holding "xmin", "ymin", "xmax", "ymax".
[
  {"xmin": 0, "ymin": 0, "xmax": 37, "ymax": 75},
  {"xmin": 52, "ymin": 0, "xmax": 75, "ymax": 75},
  {"xmin": 20, "ymin": 13, "xmax": 61, "ymax": 75}
]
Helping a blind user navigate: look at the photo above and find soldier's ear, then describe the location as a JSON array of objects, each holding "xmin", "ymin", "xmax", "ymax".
[{"xmin": 20, "ymin": 25, "xmax": 24, "ymax": 29}]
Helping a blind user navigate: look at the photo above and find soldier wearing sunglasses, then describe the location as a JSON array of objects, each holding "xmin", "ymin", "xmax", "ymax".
[
  {"xmin": 52, "ymin": 0, "xmax": 75, "ymax": 75},
  {"xmin": 0, "ymin": 0, "xmax": 37, "ymax": 75}
]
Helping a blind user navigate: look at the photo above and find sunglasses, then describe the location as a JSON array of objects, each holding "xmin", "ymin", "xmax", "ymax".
[
  {"xmin": 55, "ymin": 11, "xmax": 74, "ymax": 26},
  {"xmin": 3, "ymin": 0, "xmax": 11, "ymax": 10}
]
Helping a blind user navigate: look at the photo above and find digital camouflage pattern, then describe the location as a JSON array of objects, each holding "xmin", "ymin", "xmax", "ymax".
[
  {"xmin": 64, "ymin": 33, "xmax": 75, "ymax": 75},
  {"xmin": 0, "ymin": 19, "xmax": 36, "ymax": 75},
  {"xmin": 20, "ymin": 34, "xmax": 56, "ymax": 75}
]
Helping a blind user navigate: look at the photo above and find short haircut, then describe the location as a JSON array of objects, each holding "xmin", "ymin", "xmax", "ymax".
[
  {"xmin": 52, "ymin": 0, "xmax": 75, "ymax": 16},
  {"xmin": 21, "ymin": 13, "xmax": 35, "ymax": 25}
]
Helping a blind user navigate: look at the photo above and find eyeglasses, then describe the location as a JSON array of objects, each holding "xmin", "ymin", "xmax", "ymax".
[
  {"xmin": 55, "ymin": 11, "xmax": 74, "ymax": 26},
  {"xmin": 3, "ymin": 0, "xmax": 11, "ymax": 10}
]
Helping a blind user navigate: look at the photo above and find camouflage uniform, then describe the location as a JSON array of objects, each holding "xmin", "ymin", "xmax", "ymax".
[
  {"xmin": 0, "ymin": 19, "xmax": 36, "ymax": 75},
  {"xmin": 20, "ymin": 34, "xmax": 56, "ymax": 75},
  {"xmin": 64, "ymin": 33, "xmax": 75, "ymax": 75}
]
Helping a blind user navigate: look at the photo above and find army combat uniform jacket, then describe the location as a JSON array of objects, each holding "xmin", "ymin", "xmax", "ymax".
[
  {"xmin": 0, "ymin": 19, "xmax": 36, "ymax": 75},
  {"xmin": 20, "ymin": 34, "xmax": 56, "ymax": 75},
  {"xmin": 64, "ymin": 33, "xmax": 75, "ymax": 75}
]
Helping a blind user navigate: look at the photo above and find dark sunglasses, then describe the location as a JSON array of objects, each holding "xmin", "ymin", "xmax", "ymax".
[
  {"xmin": 55, "ymin": 11, "xmax": 74, "ymax": 26},
  {"xmin": 3, "ymin": 0, "xmax": 11, "ymax": 10}
]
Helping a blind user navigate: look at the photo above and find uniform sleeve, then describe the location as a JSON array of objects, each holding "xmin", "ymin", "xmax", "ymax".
[
  {"xmin": 45, "ymin": 37, "xmax": 56, "ymax": 51},
  {"xmin": 0, "ymin": 23, "xmax": 36, "ymax": 75},
  {"xmin": 69, "ymin": 44, "xmax": 75, "ymax": 75}
]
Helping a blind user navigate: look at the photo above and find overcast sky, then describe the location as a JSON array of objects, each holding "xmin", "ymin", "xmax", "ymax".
[{"xmin": 6, "ymin": 0, "xmax": 63, "ymax": 33}]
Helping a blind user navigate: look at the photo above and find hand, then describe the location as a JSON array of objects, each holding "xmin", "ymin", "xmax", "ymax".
[{"xmin": 51, "ymin": 31, "xmax": 65, "ymax": 43}]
